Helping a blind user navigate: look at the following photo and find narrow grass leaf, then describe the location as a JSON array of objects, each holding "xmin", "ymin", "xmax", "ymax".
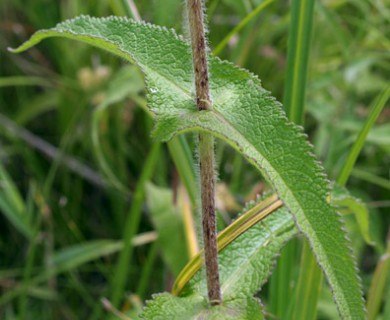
[
  {"xmin": 0, "ymin": 235, "xmax": 156, "ymax": 306},
  {"xmin": 290, "ymin": 241, "xmax": 322, "ymax": 320},
  {"xmin": 0, "ymin": 76, "xmax": 52, "ymax": 87},
  {"xmin": 338, "ymin": 85, "xmax": 390, "ymax": 186},
  {"xmin": 366, "ymin": 232, "xmax": 390, "ymax": 320},
  {"xmin": 145, "ymin": 183, "xmax": 189, "ymax": 277},
  {"xmin": 167, "ymin": 136, "xmax": 198, "ymax": 207},
  {"xmin": 213, "ymin": 0, "xmax": 275, "ymax": 55},
  {"xmin": 91, "ymin": 65, "xmax": 144, "ymax": 192},
  {"xmin": 352, "ymin": 167, "xmax": 390, "ymax": 191},
  {"xmin": 283, "ymin": 0, "xmax": 315, "ymax": 125},
  {"xmin": 0, "ymin": 163, "xmax": 33, "ymax": 239},
  {"xmin": 110, "ymin": 143, "xmax": 161, "ymax": 307}
]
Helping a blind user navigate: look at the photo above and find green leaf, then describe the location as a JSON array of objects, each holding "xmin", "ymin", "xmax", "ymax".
[
  {"xmin": 145, "ymin": 183, "xmax": 189, "ymax": 276},
  {"xmin": 0, "ymin": 235, "xmax": 155, "ymax": 306},
  {"xmin": 352, "ymin": 167, "xmax": 390, "ymax": 191},
  {"xmin": 331, "ymin": 183, "xmax": 374, "ymax": 245},
  {"xmin": 366, "ymin": 233, "xmax": 390, "ymax": 320},
  {"xmin": 283, "ymin": 0, "xmax": 315, "ymax": 125},
  {"xmin": 110, "ymin": 143, "xmax": 161, "ymax": 307},
  {"xmin": 167, "ymin": 135, "xmax": 198, "ymax": 207},
  {"xmin": 52, "ymin": 240, "xmax": 123, "ymax": 271},
  {"xmin": 140, "ymin": 293, "xmax": 263, "ymax": 320},
  {"xmin": 145, "ymin": 196, "xmax": 296, "ymax": 319},
  {"xmin": 92, "ymin": 65, "xmax": 144, "ymax": 191},
  {"xmin": 183, "ymin": 203, "xmax": 297, "ymax": 299},
  {"xmin": 337, "ymin": 85, "xmax": 390, "ymax": 186},
  {"xmin": 0, "ymin": 162, "xmax": 33, "ymax": 239},
  {"xmin": 289, "ymin": 241, "xmax": 322, "ymax": 320},
  {"xmin": 11, "ymin": 16, "xmax": 365, "ymax": 319},
  {"xmin": 172, "ymin": 194, "xmax": 296, "ymax": 296},
  {"xmin": 213, "ymin": 0, "xmax": 275, "ymax": 55},
  {"xmin": 0, "ymin": 76, "xmax": 52, "ymax": 87}
]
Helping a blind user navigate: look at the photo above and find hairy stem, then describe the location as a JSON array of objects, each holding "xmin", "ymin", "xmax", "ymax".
[
  {"xmin": 188, "ymin": 0, "xmax": 212, "ymax": 111},
  {"xmin": 199, "ymin": 133, "xmax": 220, "ymax": 304},
  {"xmin": 187, "ymin": 0, "xmax": 222, "ymax": 304}
]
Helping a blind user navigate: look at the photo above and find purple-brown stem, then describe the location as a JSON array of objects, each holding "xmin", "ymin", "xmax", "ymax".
[{"xmin": 187, "ymin": 0, "xmax": 222, "ymax": 305}]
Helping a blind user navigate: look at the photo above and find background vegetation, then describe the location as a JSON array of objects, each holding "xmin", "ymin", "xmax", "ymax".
[{"xmin": 0, "ymin": 0, "xmax": 389, "ymax": 319}]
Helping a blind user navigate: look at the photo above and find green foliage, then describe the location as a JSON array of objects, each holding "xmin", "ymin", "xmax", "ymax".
[
  {"xmin": 0, "ymin": 239, "xmax": 128, "ymax": 305},
  {"xmin": 145, "ymin": 183, "xmax": 188, "ymax": 276},
  {"xmin": 182, "ymin": 204, "xmax": 297, "ymax": 298},
  {"xmin": 11, "ymin": 15, "xmax": 366, "ymax": 318},
  {"xmin": 366, "ymin": 234, "xmax": 390, "ymax": 320},
  {"xmin": 1, "ymin": 1, "xmax": 388, "ymax": 319},
  {"xmin": 110, "ymin": 142, "xmax": 161, "ymax": 306},
  {"xmin": 0, "ymin": 162, "xmax": 33, "ymax": 239},
  {"xmin": 141, "ymin": 293, "xmax": 263, "ymax": 319},
  {"xmin": 338, "ymin": 86, "xmax": 390, "ymax": 186},
  {"xmin": 142, "ymin": 198, "xmax": 296, "ymax": 319},
  {"xmin": 332, "ymin": 183, "xmax": 373, "ymax": 245}
]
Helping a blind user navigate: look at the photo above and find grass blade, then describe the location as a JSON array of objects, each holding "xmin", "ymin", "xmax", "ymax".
[
  {"xmin": 283, "ymin": 0, "xmax": 315, "ymax": 125},
  {"xmin": 0, "ymin": 76, "xmax": 52, "ymax": 87},
  {"xmin": 290, "ymin": 241, "xmax": 322, "ymax": 320},
  {"xmin": 167, "ymin": 136, "xmax": 197, "ymax": 207},
  {"xmin": 268, "ymin": 240, "xmax": 298, "ymax": 318},
  {"xmin": 145, "ymin": 183, "xmax": 189, "ymax": 277},
  {"xmin": 351, "ymin": 168, "xmax": 390, "ymax": 190},
  {"xmin": 0, "ymin": 162, "xmax": 33, "ymax": 239},
  {"xmin": 366, "ymin": 230, "xmax": 390, "ymax": 320},
  {"xmin": 338, "ymin": 85, "xmax": 390, "ymax": 186},
  {"xmin": 0, "ymin": 235, "xmax": 156, "ymax": 306},
  {"xmin": 110, "ymin": 143, "xmax": 161, "ymax": 307},
  {"xmin": 213, "ymin": 0, "xmax": 275, "ymax": 55}
]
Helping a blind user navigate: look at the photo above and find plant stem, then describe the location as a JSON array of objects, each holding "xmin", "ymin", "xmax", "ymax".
[
  {"xmin": 188, "ymin": 0, "xmax": 212, "ymax": 111},
  {"xmin": 187, "ymin": 0, "xmax": 222, "ymax": 305},
  {"xmin": 199, "ymin": 133, "xmax": 220, "ymax": 304}
]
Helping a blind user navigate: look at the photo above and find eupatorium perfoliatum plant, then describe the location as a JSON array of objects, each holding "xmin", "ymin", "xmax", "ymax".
[{"xmin": 10, "ymin": 6, "xmax": 366, "ymax": 320}]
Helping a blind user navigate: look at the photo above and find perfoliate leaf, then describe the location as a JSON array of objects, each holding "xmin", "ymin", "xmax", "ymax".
[
  {"xmin": 140, "ymin": 293, "xmax": 263, "ymax": 320},
  {"xmin": 141, "ymin": 194, "xmax": 294, "ymax": 319},
  {"xmin": 182, "ymin": 202, "xmax": 297, "ymax": 299},
  {"xmin": 11, "ymin": 16, "xmax": 365, "ymax": 319}
]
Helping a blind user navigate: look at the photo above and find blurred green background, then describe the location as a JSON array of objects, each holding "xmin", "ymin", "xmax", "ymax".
[{"xmin": 0, "ymin": 0, "xmax": 389, "ymax": 319}]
